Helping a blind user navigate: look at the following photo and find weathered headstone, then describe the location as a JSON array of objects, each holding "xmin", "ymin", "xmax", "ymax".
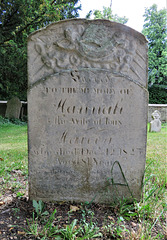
[
  {"xmin": 5, "ymin": 97, "xmax": 22, "ymax": 119},
  {"xmin": 28, "ymin": 19, "xmax": 148, "ymax": 203},
  {"xmin": 149, "ymin": 110, "xmax": 161, "ymax": 132}
]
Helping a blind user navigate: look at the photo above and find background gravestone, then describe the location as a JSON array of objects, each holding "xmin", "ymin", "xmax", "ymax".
[
  {"xmin": 28, "ymin": 19, "xmax": 148, "ymax": 203},
  {"xmin": 149, "ymin": 110, "xmax": 161, "ymax": 132},
  {"xmin": 5, "ymin": 97, "xmax": 22, "ymax": 119}
]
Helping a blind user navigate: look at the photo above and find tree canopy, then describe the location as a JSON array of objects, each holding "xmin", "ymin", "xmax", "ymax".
[
  {"xmin": 0, "ymin": 0, "xmax": 81, "ymax": 100},
  {"xmin": 86, "ymin": 6, "xmax": 128, "ymax": 24},
  {"xmin": 0, "ymin": 0, "xmax": 80, "ymax": 45},
  {"xmin": 142, "ymin": 4, "xmax": 167, "ymax": 103}
]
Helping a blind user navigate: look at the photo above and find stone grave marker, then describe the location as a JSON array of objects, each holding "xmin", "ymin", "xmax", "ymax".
[
  {"xmin": 5, "ymin": 97, "xmax": 22, "ymax": 119},
  {"xmin": 28, "ymin": 19, "xmax": 148, "ymax": 203},
  {"xmin": 149, "ymin": 110, "xmax": 161, "ymax": 132}
]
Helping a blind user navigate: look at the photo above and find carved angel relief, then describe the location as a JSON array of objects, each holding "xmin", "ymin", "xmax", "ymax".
[{"xmin": 34, "ymin": 24, "xmax": 143, "ymax": 80}]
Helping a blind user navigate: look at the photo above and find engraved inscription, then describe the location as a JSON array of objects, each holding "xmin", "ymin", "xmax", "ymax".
[
  {"xmin": 44, "ymin": 86, "xmax": 132, "ymax": 95},
  {"xmin": 33, "ymin": 147, "xmax": 143, "ymax": 158},
  {"xmin": 55, "ymin": 100, "xmax": 123, "ymax": 115},
  {"xmin": 47, "ymin": 116, "xmax": 122, "ymax": 126},
  {"xmin": 28, "ymin": 19, "xmax": 148, "ymax": 203}
]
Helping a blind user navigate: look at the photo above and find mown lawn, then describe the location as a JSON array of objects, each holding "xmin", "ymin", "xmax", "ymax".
[
  {"xmin": 146, "ymin": 123, "xmax": 166, "ymax": 186},
  {"xmin": 0, "ymin": 122, "xmax": 28, "ymax": 176}
]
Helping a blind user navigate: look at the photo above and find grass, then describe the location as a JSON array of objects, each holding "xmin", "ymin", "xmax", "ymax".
[
  {"xmin": 0, "ymin": 117, "xmax": 166, "ymax": 239},
  {"xmin": 146, "ymin": 123, "xmax": 166, "ymax": 185},
  {"xmin": 0, "ymin": 117, "xmax": 28, "ymax": 194},
  {"xmin": 0, "ymin": 119, "xmax": 27, "ymax": 170}
]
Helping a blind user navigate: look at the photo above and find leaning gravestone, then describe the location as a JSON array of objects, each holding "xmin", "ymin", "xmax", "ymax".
[
  {"xmin": 149, "ymin": 110, "xmax": 161, "ymax": 132},
  {"xmin": 28, "ymin": 19, "xmax": 148, "ymax": 203},
  {"xmin": 5, "ymin": 97, "xmax": 22, "ymax": 119}
]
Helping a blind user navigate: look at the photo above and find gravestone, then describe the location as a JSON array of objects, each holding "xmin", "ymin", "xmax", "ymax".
[
  {"xmin": 28, "ymin": 19, "xmax": 148, "ymax": 203},
  {"xmin": 149, "ymin": 110, "xmax": 161, "ymax": 132},
  {"xmin": 5, "ymin": 97, "xmax": 22, "ymax": 119}
]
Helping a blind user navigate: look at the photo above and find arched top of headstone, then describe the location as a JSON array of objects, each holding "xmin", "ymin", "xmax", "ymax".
[
  {"xmin": 5, "ymin": 97, "xmax": 22, "ymax": 119},
  {"xmin": 28, "ymin": 19, "xmax": 148, "ymax": 90},
  {"xmin": 28, "ymin": 19, "xmax": 148, "ymax": 203},
  {"xmin": 151, "ymin": 110, "xmax": 161, "ymax": 120}
]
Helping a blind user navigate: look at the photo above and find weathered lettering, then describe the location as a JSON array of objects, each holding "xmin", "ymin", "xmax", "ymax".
[{"xmin": 28, "ymin": 19, "xmax": 148, "ymax": 203}]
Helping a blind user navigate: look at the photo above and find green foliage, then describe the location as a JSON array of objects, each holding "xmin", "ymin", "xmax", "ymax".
[
  {"xmin": 113, "ymin": 198, "xmax": 138, "ymax": 220},
  {"xmin": 33, "ymin": 200, "xmax": 49, "ymax": 218},
  {"xmin": 26, "ymin": 202, "xmax": 102, "ymax": 239},
  {"xmin": 0, "ymin": 0, "xmax": 81, "ymax": 100},
  {"xmin": 0, "ymin": 0, "xmax": 81, "ymax": 45},
  {"xmin": 142, "ymin": 4, "xmax": 167, "ymax": 102},
  {"xmin": 57, "ymin": 219, "xmax": 80, "ymax": 239},
  {"xmin": 16, "ymin": 191, "xmax": 24, "ymax": 197},
  {"xmin": 102, "ymin": 217, "xmax": 129, "ymax": 239},
  {"xmin": 26, "ymin": 203, "xmax": 59, "ymax": 239},
  {"xmin": 87, "ymin": 6, "xmax": 128, "ymax": 24},
  {"xmin": 148, "ymin": 85, "xmax": 167, "ymax": 103},
  {"xmin": 79, "ymin": 221, "xmax": 102, "ymax": 239},
  {"xmin": 112, "ymin": 217, "xmax": 129, "ymax": 238},
  {"xmin": 0, "ymin": 116, "xmax": 26, "ymax": 125}
]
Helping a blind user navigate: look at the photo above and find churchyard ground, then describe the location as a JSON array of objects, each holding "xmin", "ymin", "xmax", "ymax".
[{"xmin": 0, "ymin": 117, "xmax": 166, "ymax": 239}]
